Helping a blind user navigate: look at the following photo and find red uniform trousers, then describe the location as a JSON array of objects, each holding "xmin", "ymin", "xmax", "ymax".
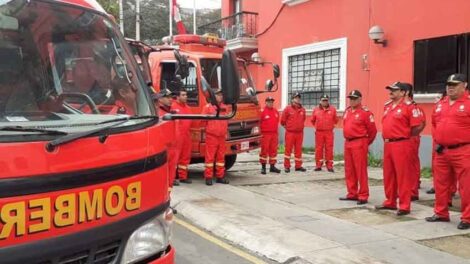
[
  {"xmin": 284, "ymin": 131, "xmax": 303, "ymax": 169},
  {"xmin": 176, "ymin": 131, "xmax": 192, "ymax": 180},
  {"xmin": 382, "ymin": 140, "xmax": 412, "ymax": 211},
  {"xmin": 315, "ymin": 130, "xmax": 334, "ymax": 169},
  {"xmin": 204, "ymin": 134, "xmax": 226, "ymax": 179},
  {"xmin": 344, "ymin": 138, "xmax": 369, "ymax": 201},
  {"xmin": 167, "ymin": 146, "xmax": 178, "ymax": 189},
  {"xmin": 260, "ymin": 132, "xmax": 278, "ymax": 165},
  {"xmin": 410, "ymin": 136, "xmax": 421, "ymax": 198},
  {"xmin": 431, "ymin": 142, "xmax": 457, "ymax": 203},
  {"xmin": 433, "ymin": 144, "xmax": 470, "ymax": 222}
]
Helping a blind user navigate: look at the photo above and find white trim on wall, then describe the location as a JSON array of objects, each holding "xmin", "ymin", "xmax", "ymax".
[{"xmin": 281, "ymin": 37, "xmax": 348, "ymax": 111}]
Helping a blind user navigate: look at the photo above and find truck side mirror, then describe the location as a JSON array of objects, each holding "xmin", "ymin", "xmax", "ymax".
[
  {"xmin": 221, "ymin": 50, "xmax": 240, "ymax": 105},
  {"xmin": 265, "ymin": 80, "xmax": 274, "ymax": 91},
  {"xmin": 174, "ymin": 50, "xmax": 189, "ymax": 80},
  {"xmin": 273, "ymin": 64, "xmax": 280, "ymax": 79}
]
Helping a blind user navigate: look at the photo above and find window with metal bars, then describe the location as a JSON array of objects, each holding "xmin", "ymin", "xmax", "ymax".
[{"xmin": 287, "ymin": 48, "xmax": 341, "ymax": 109}]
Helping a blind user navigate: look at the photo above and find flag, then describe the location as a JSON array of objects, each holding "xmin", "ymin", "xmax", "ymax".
[{"xmin": 172, "ymin": 0, "xmax": 187, "ymax": 34}]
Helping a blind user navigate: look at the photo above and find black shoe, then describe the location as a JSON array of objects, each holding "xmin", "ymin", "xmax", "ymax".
[
  {"xmin": 375, "ymin": 205, "xmax": 397, "ymax": 210},
  {"xmin": 426, "ymin": 188, "xmax": 435, "ymax": 194},
  {"xmin": 270, "ymin": 165, "xmax": 281, "ymax": 173},
  {"xmin": 411, "ymin": 196, "xmax": 419, "ymax": 201},
  {"xmin": 216, "ymin": 178, "xmax": 230, "ymax": 184},
  {"xmin": 285, "ymin": 168, "xmax": 290, "ymax": 173},
  {"xmin": 425, "ymin": 215, "xmax": 450, "ymax": 222},
  {"xmin": 314, "ymin": 167, "xmax": 322, "ymax": 171},
  {"xmin": 397, "ymin": 210, "xmax": 410, "ymax": 216},
  {"xmin": 357, "ymin": 200, "xmax": 368, "ymax": 205},
  {"xmin": 448, "ymin": 202, "xmax": 453, "ymax": 207},
  {"xmin": 458, "ymin": 221, "xmax": 470, "ymax": 230},
  {"xmin": 261, "ymin": 167, "xmax": 266, "ymax": 175},
  {"xmin": 180, "ymin": 179, "xmax": 192, "ymax": 184},
  {"xmin": 295, "ymin": 167, "xmax": 307, "ymax": 172},
  {"xmin": 205, "ymin": 178, "xmax": 213, "ymax": 186},
  {"xmin": 339, "ymin": 197, "xmax": 358, "ymax": 201},
  {"xmin": 173, "ymin": 179, "xmax": 180, "ymax": 186},
  {"xmin": 327, "ymin": 168, "xmax": 335, "ymax": 173}
]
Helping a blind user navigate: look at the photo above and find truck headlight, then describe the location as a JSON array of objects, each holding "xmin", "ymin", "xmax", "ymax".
[
  {"xmin": 251, "ymin": 126, "xmax": 260, "ymax": 135},
  {"xmin": 121, "ymin": 208, "xmax": 174, "ymax": 264}
]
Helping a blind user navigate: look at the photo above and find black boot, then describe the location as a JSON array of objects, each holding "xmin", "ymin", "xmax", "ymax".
[
  {"xmin": 261, "ymin": 164, "xmax": 266, "ymax": 175},
  {"xmin": 270, "ymin": 164, "xmax": 281, "ymax": 173}
]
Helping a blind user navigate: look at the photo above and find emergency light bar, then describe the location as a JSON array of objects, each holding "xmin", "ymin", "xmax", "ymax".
[{"xmin": 164, "ymin": 34, "xmax": 226, "ymax": 48}]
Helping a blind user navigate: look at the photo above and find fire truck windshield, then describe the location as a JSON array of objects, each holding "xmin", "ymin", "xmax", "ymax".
[
  {"xmin": 200, "ymin": 59, "xmax": 257, "ymax": 103},
  {"xmin": 0, "ymin": 0, "xmax": 153, "ymax": 140}
]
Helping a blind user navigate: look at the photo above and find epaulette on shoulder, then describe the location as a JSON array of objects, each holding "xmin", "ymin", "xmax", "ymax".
[
  {"xmin": 405, "ymin": 100, "xmax": 412, "ymax": 105},
  {"xmin": 361, "ymin": 106, "xmax": 369, "ymax": 111},
  {"xmin": 384, "ymin": 100, "xmax": 392, "ymax": 105}
]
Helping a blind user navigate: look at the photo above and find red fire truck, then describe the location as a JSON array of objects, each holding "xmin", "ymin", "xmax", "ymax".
[
  {"xmin": 148, "ymin": 34, "xmax": 279, "ymax": 170},
  {"xmin": 0, "ymin": 1, "xmax": 240, "ymax": 263}
]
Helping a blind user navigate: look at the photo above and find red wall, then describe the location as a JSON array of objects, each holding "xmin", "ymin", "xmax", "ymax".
[{"xmin": 222, "ymin": 0, "xmax": 470, "ymax": 135}]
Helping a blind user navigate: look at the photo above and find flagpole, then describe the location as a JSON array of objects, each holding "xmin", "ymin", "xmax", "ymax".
[
  {"xmin": 193, "ymin": 0, "xmax": 196, "ymax": 34},
  {"xmin": 119, "ymin": 0, "xmax": 124, "ymax": 34},
  {"xmin": 136, "ymin": 0, "xmax": 140, "ymax": 40},
  {"xmin": 169, "ymin": 0, "xmax": 173, "ymax": 37}
]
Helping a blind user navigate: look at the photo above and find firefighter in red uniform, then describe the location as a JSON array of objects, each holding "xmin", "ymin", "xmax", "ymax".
[
  {"xmin": 153, "ymin": 89, "xmax": 179, "ymax": 190},
  {"xmin": 339, "ymin": 90, "xmax": 377, "ymax": 204},
  {"xmin": 311, "ymin": 94, "xmax": 339, "ymax": 172},
  {"xmin": 405, "ymin": 91, "xmax": 426, "ymax": 201},
  {"xmin": 171, "ymin": 89, "xmax": 193, "ymax": 184},
  {"xmin": 202, "ymin": 89, "xmax": 230, "ymax": 186},
  {"xmin": 259, "ymin": 96, "xmax": 281, "ymax": 174},
  {"xmin": 375, "ymin": 82, "xmax": 423, "ymax": 216},
  {"xmin": 426, "ymin": 74, "xmax": 470, "ymax": 230},
  {"xmin": 281, "ymin": 92, "xmax": 306, "ymax": 173}
]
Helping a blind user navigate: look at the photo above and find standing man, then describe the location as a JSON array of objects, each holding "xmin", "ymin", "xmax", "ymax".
[
  {"xmin": 405, "ymin": 90, "xmax": 426, "ymax": 201},
  {"xmin": 153, "ymin": 89, "xmax": 179, "ymax": 190},
  {"xmin": 202, "ymin": 89, "xmax": 230, "ymax": 186},
  {"xmin": 281, "ymin": 92, "xmax": 306, "ymax": 173},
  {"xmin": 426, "ymin": 74, "xmax": 470, "ymax": 230},
  {"xmin": 375, "ymin": 82, "xmax": 423, "ymax": 216},
  {"xmin": 311, "ymin": 94, "xmax": 339, "ymax": 172},
  {"xmin": 172, "ymin": 89, "xmax": 193, "ymax": 184},
  {"xmin": 259, "ymin": 96, "xmax": 281, "ymax": 174},
  {"xmin": 340, "ymin": 90, "xmax": 377, "ymax": 204}
]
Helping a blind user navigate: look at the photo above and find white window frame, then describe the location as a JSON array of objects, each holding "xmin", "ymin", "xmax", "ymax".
[{"xmin": 281, "ymin": 37, "xmax": 347, "ymax": 111}]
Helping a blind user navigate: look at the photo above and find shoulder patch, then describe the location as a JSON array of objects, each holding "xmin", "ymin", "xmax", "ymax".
[
  {"xmin": 405, "ymin": 101, "xmax": 412, "ymax": 105},
  {"xmin": 361, "ymin": 106, "xmax": 369, "ymax": 111},
  {"xmin": 384, "ymin": 100, "xmax": 392, "ymax": 106}
]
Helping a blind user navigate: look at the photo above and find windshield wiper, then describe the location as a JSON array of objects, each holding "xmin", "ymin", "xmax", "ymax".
[
  {"xmin": 46, "ymin": 115, "xmax": 158, "ymax": 151},
  {"xmin": 0, "ymin": 126, "xmax": 68, "ymax": 135}
]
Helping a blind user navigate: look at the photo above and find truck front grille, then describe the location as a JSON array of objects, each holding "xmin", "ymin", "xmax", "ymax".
[
  {"xmin": 38, "ymin": 240, "xmax": 121, "ymax": 264},
  {"xmin": 228, "ymin": 120, "xmax": 259, "ymax": 140}
]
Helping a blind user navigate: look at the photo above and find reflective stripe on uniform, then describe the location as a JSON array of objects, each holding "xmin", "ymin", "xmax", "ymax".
[
  {"xmin": 284, "ymin": 155, "xmax": 291, "ymax": 159},
  {"xmin": 295, "ymin": 158, "xmax": 302, "ymax": 161},
  {"xmin": 205, "ymin": 163, "xmax": 214, "ymax": 168},
  {"xmin": 216, "ymin": 162, "xmax": 225, "ymax": 167},
  {"xmin": 259, "ymin": 156, "xmax": 268, "ymax": 160},
  {"xmin": 178, "ymin": 165, "xmax": 188, "ymax": 170}
]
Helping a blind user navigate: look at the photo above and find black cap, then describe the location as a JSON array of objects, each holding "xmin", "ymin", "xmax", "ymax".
[
  {"xmin": 320, "ymin": 94, "xmax": 329, "ymax": 101},
  {"xmin": 265, "ymin": 96, "xmax": 275, "ymax": 101},
  {"xmin": 447, "ymin": 73, "xmax": 467, "ymax": 84},
  {"xmin": 386, "ymin": 81, "xmax": 411, "ymax": 91},
  {"xmin": 291, "ymin": 92, "xmax": 301, "ymax": 99},
  {"xmin": 152, "ymin": 88, "xmax": 172, "ymax": 100},
  {"xmin": 347, "ymin": 90, "xmax": 362, "ymax": 98}
]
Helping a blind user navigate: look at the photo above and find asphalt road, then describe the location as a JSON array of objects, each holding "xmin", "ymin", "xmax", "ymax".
[{"xmin": 172, "ymin": 217, "xmax": 267, "ymax": 264}]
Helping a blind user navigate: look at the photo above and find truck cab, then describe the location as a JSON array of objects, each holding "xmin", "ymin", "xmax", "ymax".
[{"xmin": 149, "ymin": 34, "xmax": 262, "ymax": 170}]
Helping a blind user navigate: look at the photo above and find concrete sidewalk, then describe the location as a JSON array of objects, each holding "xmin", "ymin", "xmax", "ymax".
[{"xmin": 171, "ymin": 152, "xmax": 470, "ymax": 264}]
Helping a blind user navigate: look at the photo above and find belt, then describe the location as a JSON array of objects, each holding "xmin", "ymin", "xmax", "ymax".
[
  {"xmin": 346, "ymin": 137, "xmax": 366, "ymax": 142},
  {"xmin": 384, "ymin": 138, "xmax": 409, "ymax": 143},
  {"xmin": 445, "ymin": 142, "xmax": 470, "ymax": 149}
]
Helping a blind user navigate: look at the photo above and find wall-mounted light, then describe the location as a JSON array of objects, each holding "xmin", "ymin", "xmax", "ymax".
[
  {"xmin": 368, "ymin": 25, "xmax": 387, "ymax": 47},
  {"xmin": 251, "ymin": 52, "xmax": 262, "ymax": 63}
]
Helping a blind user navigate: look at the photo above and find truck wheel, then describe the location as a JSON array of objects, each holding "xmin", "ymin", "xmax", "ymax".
[{"xmin": 224, "ymin": 154, "xmax": 237, "ymax": 171}]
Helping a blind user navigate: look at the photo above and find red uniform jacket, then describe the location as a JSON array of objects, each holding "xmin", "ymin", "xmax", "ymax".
[
  {"xmin": 343, "ymin": 105, "xmax": 377, "ymax": 145},
  {"xmin": 382, "ymin": 99, "xmax": 422, "ymax": 139},
  {"xmin": 202, "ymin": 103, "xmax": 228, "ymax": 137},
  {"xmin": 281, "ymin": 104, "xmax": 306, "ymax": 132},
  {"xmin": 433, "ymin": 94, "xmax": 470, "ymax": 146},
  {"xmin": 311, "ymin": 105, "xmax": 338, "ymax": 131},
  {"xmin": 171, "ymin": 101, "xmax": 192, "ymax": 134},
  {"xmin": 260, "ymin": 107, "xmax": 279, "ymax": 133}
]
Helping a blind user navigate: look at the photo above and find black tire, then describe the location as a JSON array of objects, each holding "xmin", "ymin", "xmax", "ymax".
[{"xmin": 224, "ymin": 154, "xmax": 237, "ymax": 171}]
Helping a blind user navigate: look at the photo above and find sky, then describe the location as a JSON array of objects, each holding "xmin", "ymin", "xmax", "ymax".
[{"xmin": 177, "ymin": 0, "xmax": 221, "ymax": 9}]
